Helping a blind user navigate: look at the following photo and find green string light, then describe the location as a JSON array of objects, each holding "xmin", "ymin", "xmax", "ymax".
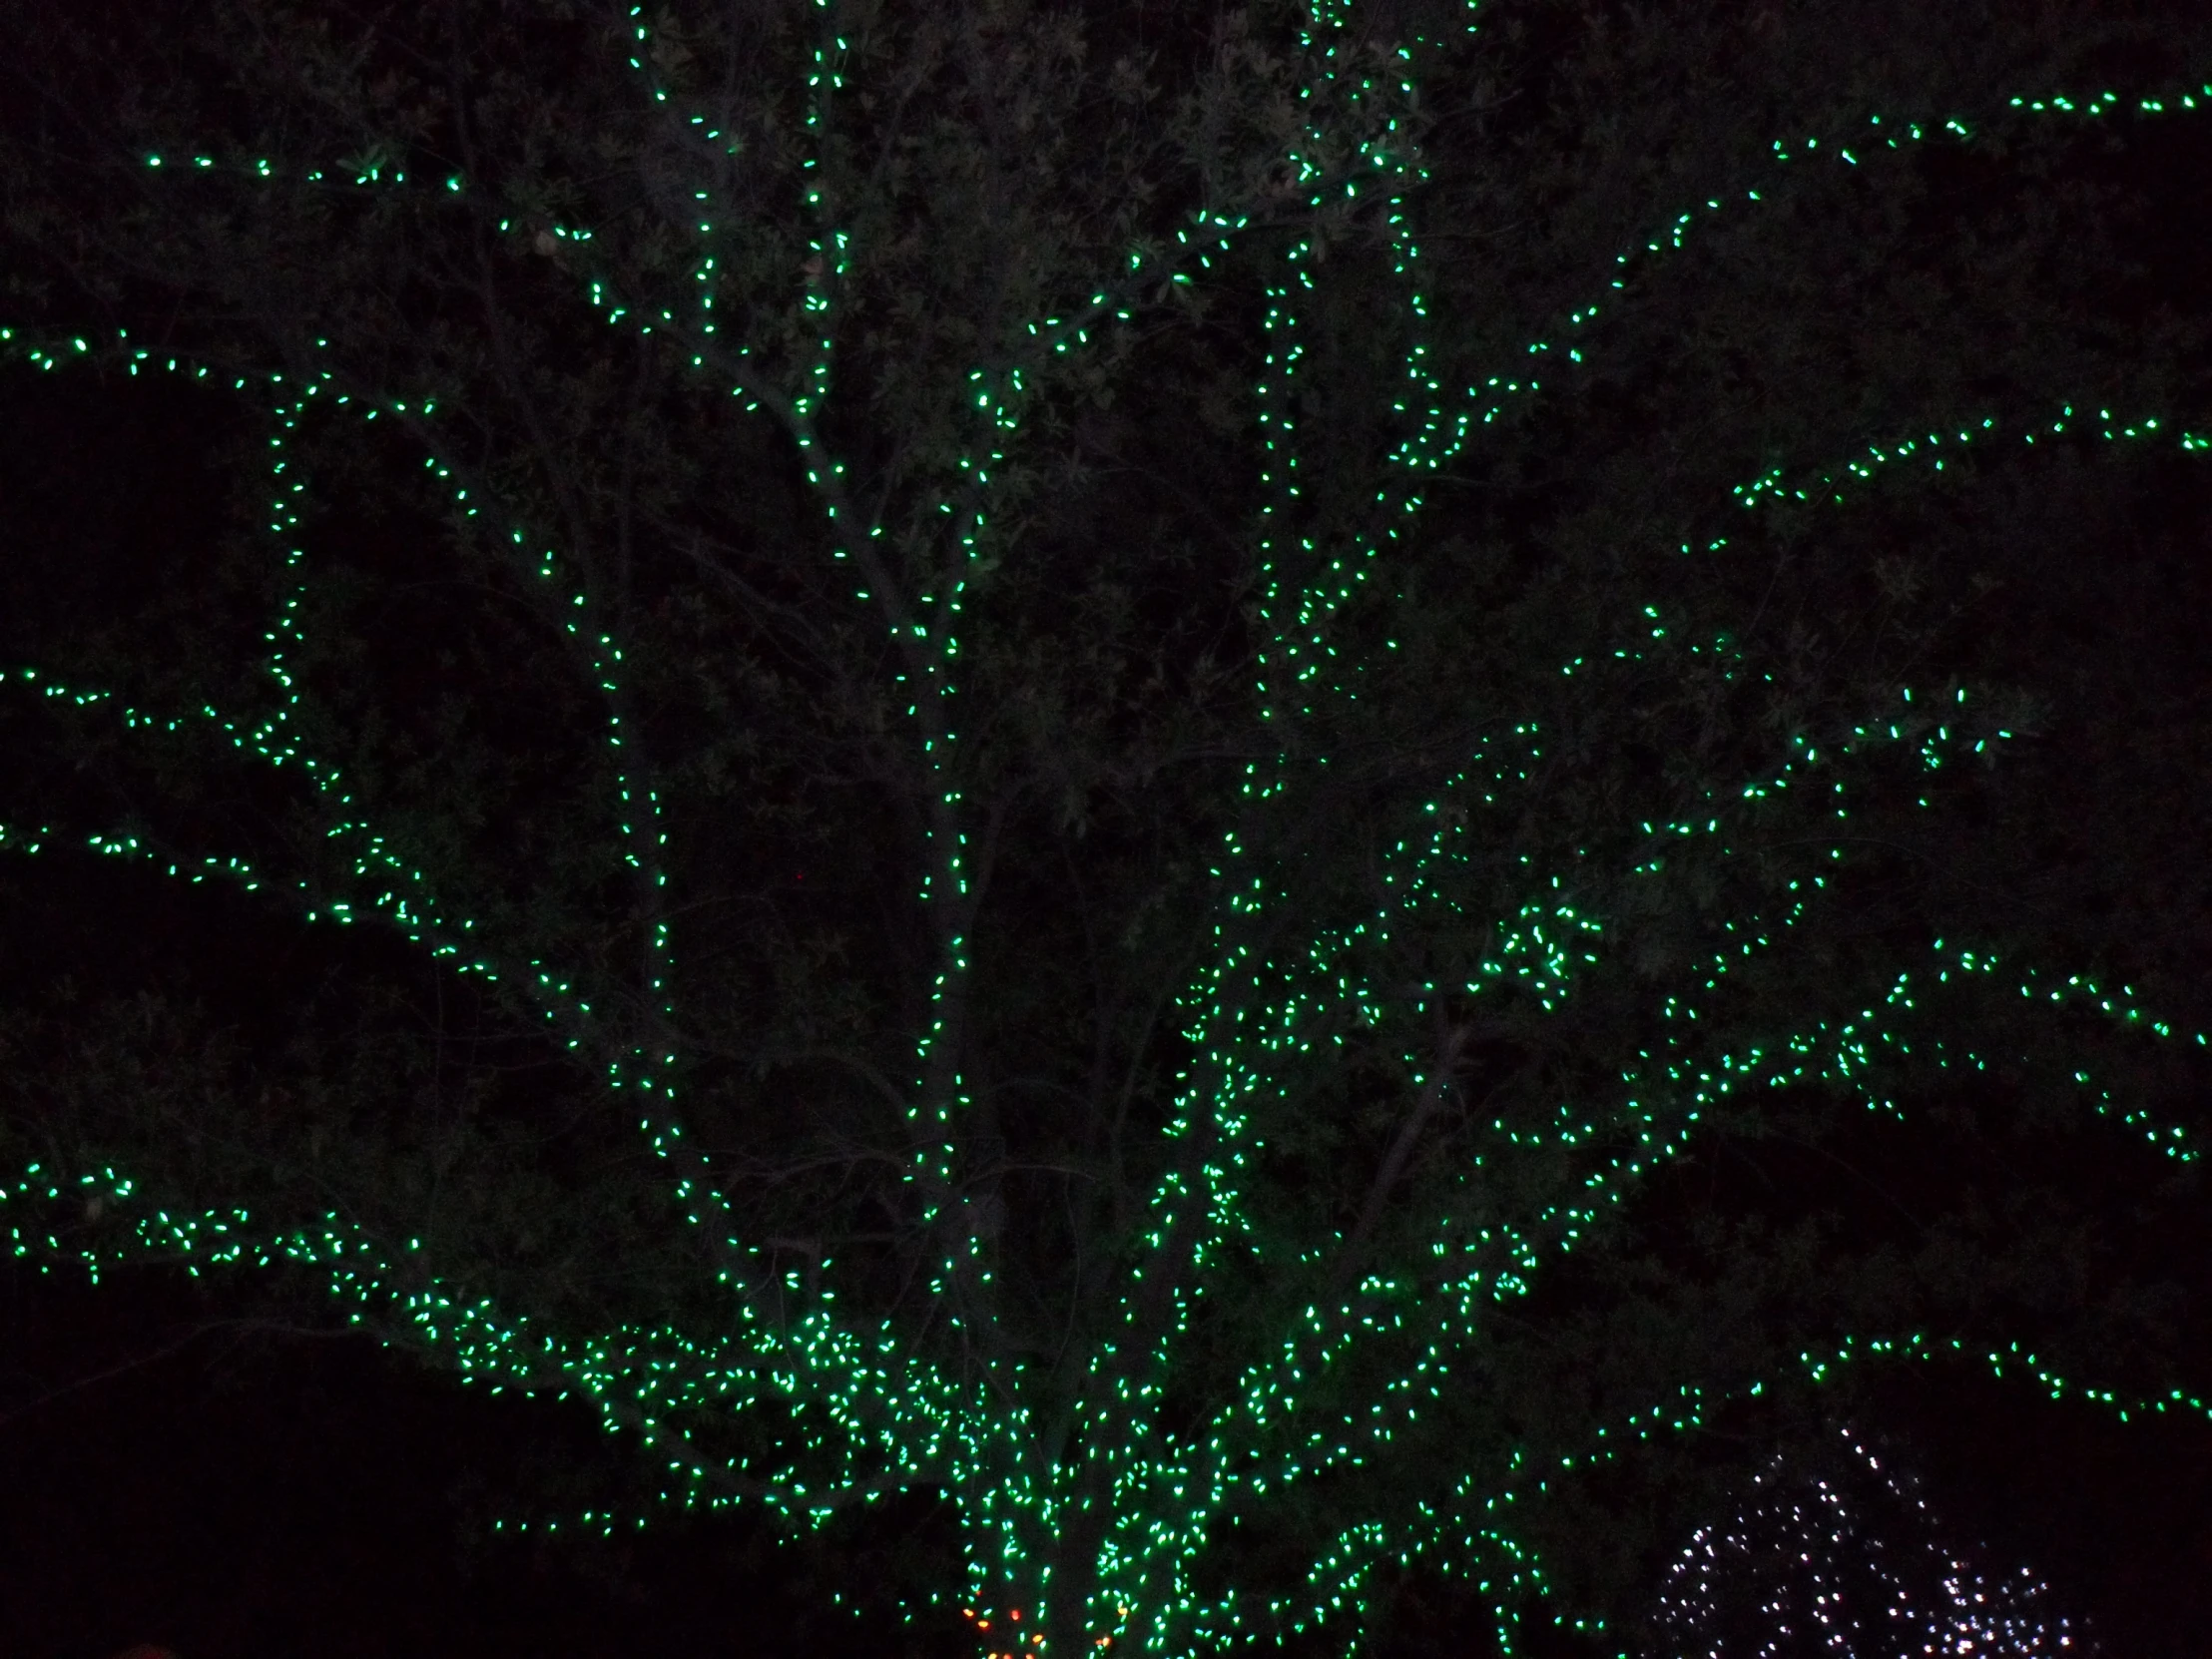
[{"xmin": 4, "ymin": 4, "xmax": 2208, "ymax": 1655}]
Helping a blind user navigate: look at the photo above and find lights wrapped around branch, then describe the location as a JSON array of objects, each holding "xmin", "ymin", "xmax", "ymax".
[{"xmin": 1, "ymin": 4, "xmax": 2208, "ymax": 1656}]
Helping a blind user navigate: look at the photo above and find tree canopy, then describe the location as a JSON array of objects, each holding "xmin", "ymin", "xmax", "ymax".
[{"xmin": 1, "ymin": 0, "xmax": 2210, "ymax": 1653}]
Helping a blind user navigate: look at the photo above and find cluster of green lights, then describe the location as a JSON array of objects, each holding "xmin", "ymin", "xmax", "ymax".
[{"xmin": 4, "ymin": 2, "xmax": 2209, "ymax": 1654}]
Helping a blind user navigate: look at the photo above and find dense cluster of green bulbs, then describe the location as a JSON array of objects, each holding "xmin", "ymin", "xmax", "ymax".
[{"xmin": 3, "ymin": 1, "xmax": 2209, "ymax": 1653}]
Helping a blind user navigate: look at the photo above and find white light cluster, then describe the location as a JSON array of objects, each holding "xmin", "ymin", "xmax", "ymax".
[{"xmin": 1652, "ymin": 1426, "xmax": 2090, "ymax": 1657}]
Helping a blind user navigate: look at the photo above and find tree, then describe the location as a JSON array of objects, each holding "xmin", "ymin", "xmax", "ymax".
[{"xmin": 1, "ymin": 0, "xmax": 2209, "ymax": 1652}]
